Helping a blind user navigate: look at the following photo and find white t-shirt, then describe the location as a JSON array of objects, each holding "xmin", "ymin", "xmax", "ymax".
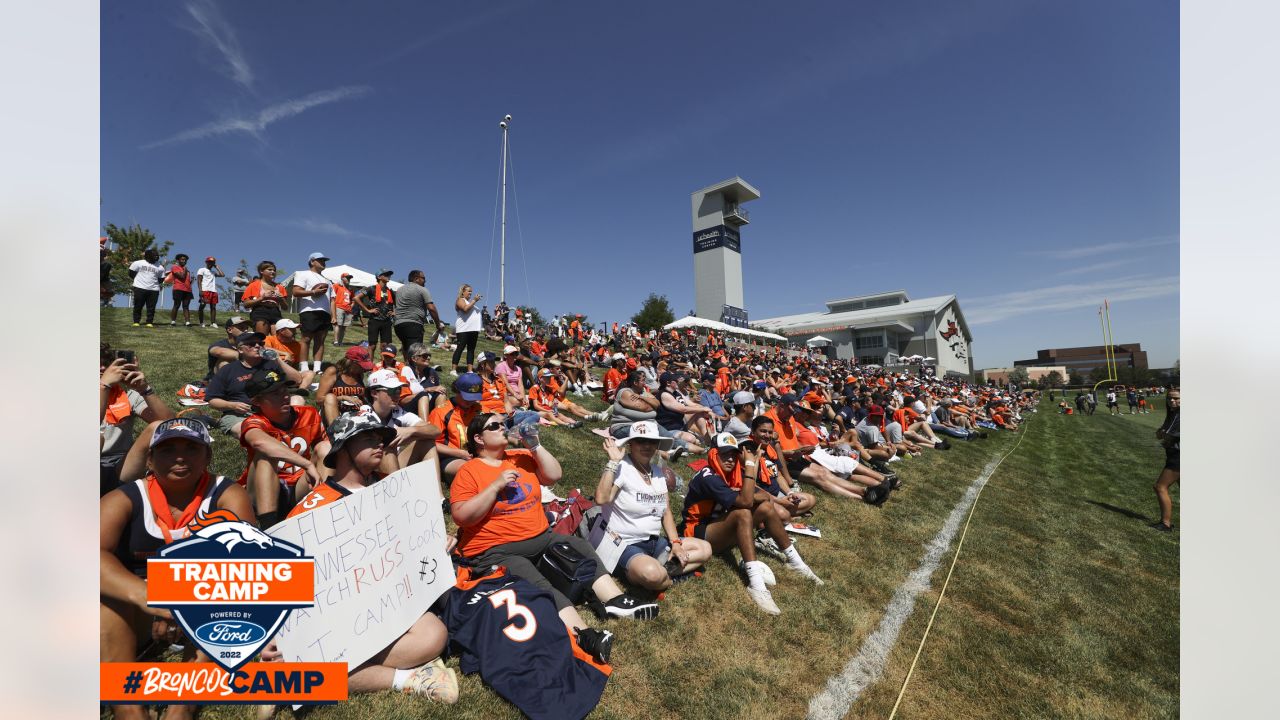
[
  {"xmin": 292, "ymin": 270, "xmax": 333, "ymax": 314},
  {"xmin": 455, "ymin": 302, "xmax": 482, "ymax": 333},
  {"xmin": 195, "ymin": 267, "xmax": 218, "ymax": 293},
  {"xmin": 598, "ymin": 459, "xmax": 667, "ymax": 543},
  {"xmin": 129, "ymin": 260, "xmax": 166, "ymax": 291}
]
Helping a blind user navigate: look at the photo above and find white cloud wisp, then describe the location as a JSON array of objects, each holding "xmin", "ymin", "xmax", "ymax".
[
  {"xmin": 141, "ymin": 86, "xmax": 371, "ymax": 150},
  {"xmin": 964, "ymin": 275, "xmax": 1179, "ymax": 325}
]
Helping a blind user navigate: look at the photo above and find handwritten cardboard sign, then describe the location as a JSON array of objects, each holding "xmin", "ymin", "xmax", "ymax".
[{"xmin": 267, "ymin": 461, "xmax": 453, "ymax": 670}]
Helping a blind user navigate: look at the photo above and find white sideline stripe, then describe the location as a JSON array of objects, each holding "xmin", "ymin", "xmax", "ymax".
[{"xmin": 806, "ymin": 455, "xmax": 1003, "ymax": 720}]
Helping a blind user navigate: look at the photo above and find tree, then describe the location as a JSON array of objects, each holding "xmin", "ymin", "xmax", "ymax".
[
  {"xmin": 631, "ymin": 293, "xmax": 675, "ymax": 333},
  {"xmin": 516, "ymin": 305, "xmax": 546, "ymax": 329},
  {"xmin": 1042, "ymin": 370, "xmax": 1064, "ymax": 389},
  {"xmin": 1007, "ymin": 367, "xmax": 1029, "ymax": 387},
  {"xmin": 218, "ymin": 258, "xmax": 249, "ymax": 310},
  {"xmin": 1067, "ymin": 368, "xmax": 1083, "ymax": 387},
  {"xmin": 102, "ymin": 222, "xmax": 173, "ymax": 300},
  {"xmin": 1087, "ymin": 365, "xmax": 1111, "ymax": 386}
]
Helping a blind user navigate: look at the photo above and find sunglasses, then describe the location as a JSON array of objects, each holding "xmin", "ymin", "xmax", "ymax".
[
  {"xmin": 240, "ymin": 341, "xmax": 264, "ymax": 348},
  {"xmin": 483, "ymin": 421, "xmax": 505, "ymax": 432}
]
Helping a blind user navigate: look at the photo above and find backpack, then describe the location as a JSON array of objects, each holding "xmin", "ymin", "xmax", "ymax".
[
  {"xmin": 535, "ymin": 539, "xmax": 598, "ymax": 605},
  {"xmin": 545, "ymin": 489, "xmax": 595, "ymax": 537}
]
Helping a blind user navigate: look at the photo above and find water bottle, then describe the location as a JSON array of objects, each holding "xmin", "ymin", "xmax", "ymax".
[{"xmin": 517, "ymin": 421, "xmax": 541, "ymax": 449}]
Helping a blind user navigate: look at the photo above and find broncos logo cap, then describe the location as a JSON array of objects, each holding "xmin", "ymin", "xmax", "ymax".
[
  {"xmin": 150, "ymin": 417, "xmax": 213, "ymax": 448},
  {"xmin": 454, "ymin": 372, "xmax": 484, "ymax": 402}
]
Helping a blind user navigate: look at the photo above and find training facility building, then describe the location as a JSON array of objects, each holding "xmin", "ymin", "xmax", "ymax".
[
  {"xmin": 753, "ymin": 290, "xmax": 974, "ymax": 377},
  {"xmin": 1014, "ymin": 343, "xmax": 1148, "ymax": 376}
]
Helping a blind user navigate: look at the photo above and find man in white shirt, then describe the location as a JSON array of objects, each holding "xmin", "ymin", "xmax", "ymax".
[
  {"xmin": 194, "ymin": 256, "xmax": 224, "ymax": 328},
  {"xmin": 127, "ymin": 248, "xmax": 166, "ymax": 327},
  {"xmin": 292, "ymin": 251, "xmax": 334, "ymax": 372}
]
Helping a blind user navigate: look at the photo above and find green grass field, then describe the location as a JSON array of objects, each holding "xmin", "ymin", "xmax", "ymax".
[{"xmin": 101, "ymin": 308, "xmax": 1179, "ymax": 719}]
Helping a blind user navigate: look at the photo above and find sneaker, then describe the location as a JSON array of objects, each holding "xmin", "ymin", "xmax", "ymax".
[
  {"xmin": 145, "ymin": 323, "xmax": 155, "ymax": 328},
  {"xmin": 669, "ymin": 447, "xmax": 686, "ymax": 463},
  {"xmin": 1148, "ymin": 521, "xmax": 1174, "ymax": 532},
  {"xmin": 935, "ymin": 439, "xmax": 951, "ymax": 450},
  {"xmin": 401, "ymin": 659, "xmax": 459, "ymax": 703},
  {"xmin": 883, "ymin": 473, "xmax": 902, "ymax": 490},
  {"xmin": 185, "ymin": 322, "xmax": 193, "ymax": 327},
  {"xmin": 746, "ymin": 585, "xmax": 781, "ymax": 615},
  {"xmin": 575, "ymin": 627, "xmax": 614, "ymax": 664},
  {"xmin": 753, "ymin": 534, "xmax": 786, "ymax": 563},
  {"xmin": 566, "ymin": 420, "xmax": 584, "ymax": 429},
  {"xmin": 170, "ymin": 321, "xmax": 177, "ymax": 326},
  {"xmin": 887, "ymin": 454, "xmax": 902, "ymax": 463},
  {"xmin": 741, "ymin": 558, "xmax": 777, "ymax": 586},
  {"xmin": 787, "ymin": 561, "xmax": 825, "ymax": 585},
  {"xmin": 604, "ymin": 594, "xmax": 659, "ymax": 620},
  {"xmin": 131, "ymin": 322, "xmax": 141, "ymax": 327}
]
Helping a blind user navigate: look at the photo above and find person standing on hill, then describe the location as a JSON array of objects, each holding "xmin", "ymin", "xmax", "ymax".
[
  {"xmin": 452, "ymin": 284, "xmax": 483, "ymax": 374},
  {"xmin": 242, "ymin": 261, "xmax": 289, "ymax": 336},
  {"xmin": 292, "ymin": 252, "xmax": 334, "ymax": 372},
  {"xmin": 166, "ymin": 254, "xmax": 194, "ymax": 327},
  {"xmin": 394, "ymin": 270, "xmax": 443, "ymax": 364},
  {"xmin": 232, "ymin": 267, "xmax": 250, "ymax": 310},
  {"xmin": 1150, "ymin": 388, "xmax": 1180, "ymax": 532},
  {"xmin": 128, "ymin": 248, "xmax": 165, "ymax": 327},
  {"xmin": 331, "ymin": 272, "xmax": 355, "ymax": 346},
  {"xmin": 356, "ymin": 269, "xmax": 397, "ymax": 350},
  {"xmin": 194, "ymin": 256, "xmax": 223, "ymax": 328}
]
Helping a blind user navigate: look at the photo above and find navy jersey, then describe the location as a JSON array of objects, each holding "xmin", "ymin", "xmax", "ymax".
[
  {"xmin": 113, "ymin": 475, "xmax": 235, "ymax": 577},
  {"xmin": 437, "ymin": 566, "xmax": 610, "ymax": 720},
  {"xmin": 678, "ymin": 467, "xmax": 739, "ymax": 537}
]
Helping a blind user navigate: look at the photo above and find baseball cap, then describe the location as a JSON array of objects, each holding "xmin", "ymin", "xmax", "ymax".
[
  {"xmin": 778, "ymin": 392, "xmax": 799, "ymax": 406},
  {"xmin": 344, "ymin": 346, "xmax": 374, "ymax": 370},
  {"xmin": 340, "ymin": 272, "xmax": 353, "ymax": 279},
  {"xmin": 235, "ymin": 332, "xmax": 265, "ymax": 346},
  {"xmin": 477, "ymin": 351, "xmax": 498, "ymax": 364},
  {"xmin": 150, "ymin": 417, "xmax": 213, "ymax": 448},
  {"xmin": 866, "ymin": 403, "xmax": 885, "ymax": 417},
  {"xmin": 454, "ymin": 373, "xmax": 484, "ymax": 402},
  {"xmin": 376, "ymin": 268, "xmax": 394, "ymax": 278},
  {"xmin": 611, "ymin": 352, "xmax": 626, "ymax": 362},
  {"xmin": 274, "ymin": 318, "xmax": 300, "ymax": 331},
  {"xmin": 731, "ymin": 391, "xmax": 756, "ymax": 406},
  {"xmin": 205, "ymin": 256, "xmax": 216, "ymax": 263},
  {"xmin": 245, "ymin": 368, "xmax": 294, "ymax": 398},
  {"xmin": 713, "ymin": 433, "xmax": 741, "ymax": 452},
  {"xmin": 324, "ymin": 412, "xmax": 395, "ymax": 468},
  {"xmin": 616, "ymin": 420, "xmax": 673, "ymax": 450},
  {"xmin": 380, "ymin": 344, "xmax": 398, "ymax": 357},
  {"xmin": 753, "ymin": 380, "xmax": 768, "ymax": 390},
  {"xmin": 308, "ymin": 252, "xmax": 330, "ymax": 262},
  {"xmin": 658, "ymin": 371, "xmax": 679, "ymax": 387},
  {"xmin": 366, "ymin": 368, "xmax": 404, "ymax": 390},
  {"xmin": 224, "ymin": 315, "xmax": 250, "ymax": 328},
  {"xmin": 503, "ymin": 345, "xmax": 519, "ymax": 355}
]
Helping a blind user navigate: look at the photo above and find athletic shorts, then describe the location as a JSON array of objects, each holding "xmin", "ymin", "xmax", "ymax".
[
  {"xmin": 1164, "ymin": 447, "xmax": 1179, "ymax": 472},
  {"xmin": 249, "ymin": 307, "xmax": 282, "ymax": 325},
  {"xmin": 173, "ymin": 289, "xmax": 193, "ymax": 302},
  {"xmin": 335, "ymin": 307, "xmax": 353, "ymax": 326},
  {"xmin": 786, "ymin": 458, "xmax": 810, "ymax": 478},
  {"xmin": 299, "ymin": 310, "xmax": 331, "ymax": 335},
  {"xmin": 1107, "ymin": 401, "xmax": 1118, "ymax": 408},
  {"xmin": 678, "ymin": 522, "xmax": 710, "ymax": 541},
  {"xmin": 200, "ymin": 291, "xmax": 218, "ymax": 305},
  {"xmin": 614, "ymin": 536, "xmax": 671, "ymax": 578}
]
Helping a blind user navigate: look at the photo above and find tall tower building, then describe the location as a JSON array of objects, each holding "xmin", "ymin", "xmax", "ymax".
[{"xmin": 691, "ymin": 177, "xmax": 759, "ymax": 326}]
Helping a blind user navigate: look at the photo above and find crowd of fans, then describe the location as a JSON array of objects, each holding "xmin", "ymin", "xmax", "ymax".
[{"xmin": 99, "ymin": 249, "xmax": 1093, "ymax": 718}]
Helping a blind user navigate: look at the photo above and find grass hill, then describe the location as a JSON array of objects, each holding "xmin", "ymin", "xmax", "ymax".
[{"xmin": 101, "ymin": 308, "xmax": 1178, "ymax": 719}]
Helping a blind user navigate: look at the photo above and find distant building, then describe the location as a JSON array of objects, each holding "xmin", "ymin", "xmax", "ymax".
[
  {"xmin": 979, "ymin": 366, "xmax": 1069, "ymax": 385},
  {"xmin": 754, "ymin": 290, "xmax": 974, "ymax": 377},
  {"xmin": 1014, "ymin": 344, "xmax": 1148, "ymax": 376}
]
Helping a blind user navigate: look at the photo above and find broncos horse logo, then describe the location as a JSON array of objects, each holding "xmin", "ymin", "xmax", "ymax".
[
  {"xmin": 189, "ymin": 509, "xmax": 275, "ymax": 552},
  {"xmin": 940, "ymin": 320, "xmax": 959, "ymax": 340}
]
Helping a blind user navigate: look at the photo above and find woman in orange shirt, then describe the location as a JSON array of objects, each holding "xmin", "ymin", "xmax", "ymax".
[
  {"xmin": 450, "ymin": 412, "xmax": 657, "ymax": 645},
  {"xmin": 242, "ymin": 260, "xmax": 289, "ymax": 336}
]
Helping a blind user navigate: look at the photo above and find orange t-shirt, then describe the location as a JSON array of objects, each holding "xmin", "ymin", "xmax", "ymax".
[
  {"xmin": 528, "ymin": 384, "xmax": 558, "ymax": 412},
  {"xmin": 451, "ymin": 450, "xmax": 546, "ymax": 557},
  {"xmin": 238, "ymin": 405, "xmax": 325, "ymax": 487},
  {"xmin": 333, "ymin": 284, "xmax": 353, "ymax": 312},
  {"xmin": 428, "ymin": 399, "xmax": 478, "ymax": 449},
  {"xmin": 479, "ymin": 376, "xmax": 509, "ymax": 413},
  {"xmin": 763, "ymin": 408, "xmax": 801, "ymax": 452},
  {"xmin": 603, "ymin": 368, "xmax": 625, "ymax": 402},
  {"xmin": 265, "ymin": 334, "xmax": 301, "ymax": 364},
  {"xmin": 243, "ymin": 279, "xmax": 287, "ymax": 307}
]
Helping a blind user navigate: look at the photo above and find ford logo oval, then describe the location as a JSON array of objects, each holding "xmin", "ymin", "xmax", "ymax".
[{"xmin": 194, "ymin": 621, "xmax": 267, "ymax": 646}]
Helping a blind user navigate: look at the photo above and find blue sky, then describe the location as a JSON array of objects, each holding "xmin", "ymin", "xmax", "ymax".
[{"xmin": 102, "ymin": 0, "xmax": 1179, "ymax": 368}]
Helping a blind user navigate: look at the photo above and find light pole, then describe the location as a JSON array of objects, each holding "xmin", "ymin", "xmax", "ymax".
[{"xmin": 498, "ymin": 114, "xmax": 511, "ymax": 304}]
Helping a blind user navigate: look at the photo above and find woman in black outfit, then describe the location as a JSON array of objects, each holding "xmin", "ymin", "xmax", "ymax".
[{"xmin": 1151, "ymin": 388, "xmax": 1180, "ymax": 531}]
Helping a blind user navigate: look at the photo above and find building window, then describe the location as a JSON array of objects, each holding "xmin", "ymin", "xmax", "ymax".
[{"xmin": 856, "ymin": 334, "xmax": 884, "ymax": 349}]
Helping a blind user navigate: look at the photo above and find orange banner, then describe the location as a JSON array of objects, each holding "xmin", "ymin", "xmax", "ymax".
[
  {"xmin": 100, "ymin": 662, "xmax": 347, "ymax": 704},
  {"xmin": 146, "ymin": 559, "xmax": 315, "ymax": 604}
]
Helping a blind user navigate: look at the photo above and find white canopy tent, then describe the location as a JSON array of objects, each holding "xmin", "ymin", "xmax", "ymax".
[
  {"xmin": 279, "ymin": 264, "xmax": 404, "ymax": 291},
  {"xmin": 662, "ymin": 315, "xmax": 786, "ymax": 342},
  {"xmin": 806, "ymin": 335, "xmax": 832, "ymax": 346}
]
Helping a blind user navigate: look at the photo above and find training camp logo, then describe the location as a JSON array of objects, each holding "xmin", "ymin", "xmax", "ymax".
[{"xmin": 147, "ymin": 509, "xmax": 315, "ymax": 672}]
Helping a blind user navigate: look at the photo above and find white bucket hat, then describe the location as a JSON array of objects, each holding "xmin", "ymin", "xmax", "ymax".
[{"xmin": 616, "ymin": 420, "xmax": 673, "ymax": 450}]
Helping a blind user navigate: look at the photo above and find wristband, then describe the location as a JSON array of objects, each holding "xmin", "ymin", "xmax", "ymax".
[
  {"xmin": 604, "ymin": 460, "xmax": 620, "ymax": 472},
  {"xmin": 743, "ymin": 461, "xmax": 757, "ymax": 467},
  {"xmin": 141, "ymin": 386, "xmax": 156, "ymax": 396},
  {"xmin": 672, "ymin": 539, "xmax": 682, "ymax": 545}
]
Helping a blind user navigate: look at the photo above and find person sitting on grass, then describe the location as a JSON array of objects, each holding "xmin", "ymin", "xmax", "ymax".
[
  {"xmin": 427, "ymin": 373, "xmax": 485, "ymax": 485},
  {"xmin": 100, "ymin": 344, "xmax": 174, "ymax": 496},
  {"xmin": 656, "ymin": 372, "xmax": 715, "ymax": 448},
  {"xmin": 789, "ymin": 403, "xmax": 895, "ymax": 502},
  {"xmin": 747, "ymin": 416, "xmax": 818, "ymax": 520},
  {"xmin": 591, "ymin": 423, "xmax": 713, "ymax": 592},
  {"xmin": 206, "ymin": 331, "xmax": 313, "ymax": 436},
  {"xmin": 316, "ymin": 346, "xmax": 374, "ymax": 425},
  {"xmin": 678, "ymin": 433, "xmax": 822, "ymax": 617},
  {"xmin": 402, "ymin": 342, "xmax": 448, "ymax": 419},
  {"xmin": 723, "ymin": 390, "xmax": 758, "ymax": 441},
  {"xmin": 890, "ymin": 397, "xmax": 948, "ymax": 449},
  {"xmin": 261, "ymin": 411, "xmax": 458, "ymax": 703},
  {"xmin": 528, "ymin": 369, "xmax": 585, "ymax": 428},
  {"xmin": 238, "ymin": 368, "xmax": 329, "ymax": 528},
  {"xmin": 101, "ymin": 418, "xmax": 255, "ymax": 720},
  {"xmin": 206, "ymin": 316, "xmax": 251, "ymax": 379},
  {"xmin": 265, "ymin": 318, "xmax": 304, "ymax": 368},
  {"xmin": 363, "ymin": 368, "xmax": 442, "ymax": 473},
  {"xmin": 450, "ymin": 411, "xmax": 655, "ymax": 663},
  {"xmin": 871, "ymin": 403, "xmax": 924, "ymax": 458},
  {"xmin": 612, "ymin": 370, "xmax": 702, "ymax": 457}
]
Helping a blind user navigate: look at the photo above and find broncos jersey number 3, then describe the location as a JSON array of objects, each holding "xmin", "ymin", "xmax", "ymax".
[{"xmin": 488, "ymin": 589, "xmax": 537, "ymax": 642}]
